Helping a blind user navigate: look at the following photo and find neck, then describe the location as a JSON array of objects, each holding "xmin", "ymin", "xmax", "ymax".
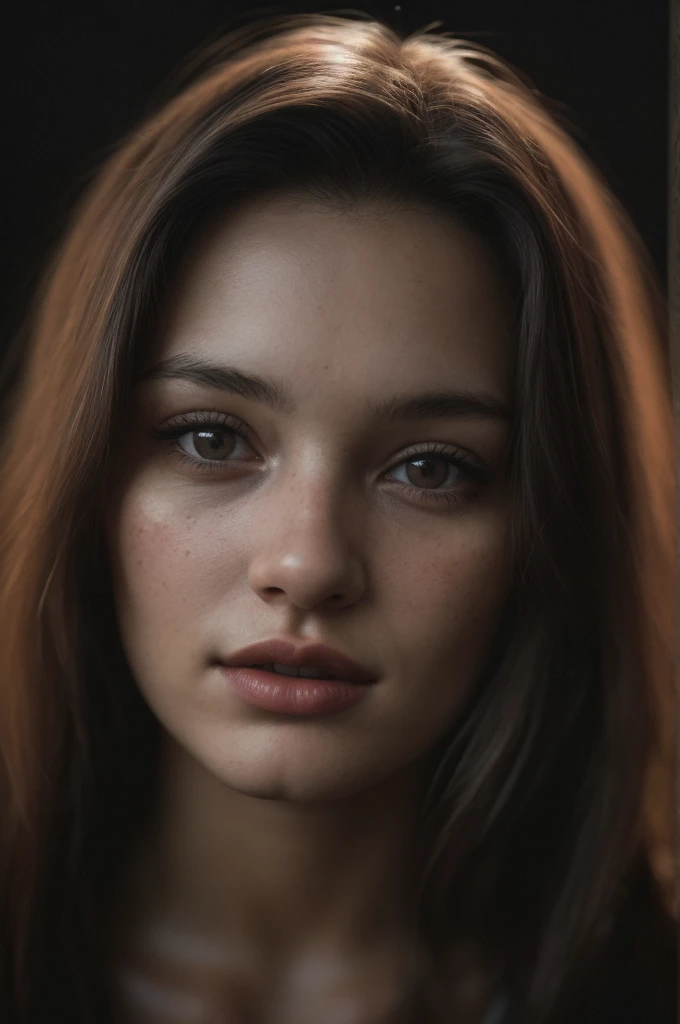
[{"xmin": 112, "ymin": 733, "xmax": 435, "ymax": 970}]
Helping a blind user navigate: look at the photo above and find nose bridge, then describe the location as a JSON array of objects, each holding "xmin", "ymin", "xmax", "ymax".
[{"xmin": 246, "ymin": 449, "xmax": 365, "ymax": 609}]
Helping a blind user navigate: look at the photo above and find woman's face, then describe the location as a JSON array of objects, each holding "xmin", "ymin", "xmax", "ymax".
[{"xmin": 105, "ymin": 195, "xmax": 515, "ymax": 802}]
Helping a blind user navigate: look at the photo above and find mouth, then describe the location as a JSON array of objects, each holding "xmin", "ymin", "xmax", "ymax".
[
  {"xmin": 216, "ymin": 663, "xmax": 375, "ymax": 716},
  {"xmin": 220, "ymin": 637, "xmax": 378, "ymax": 686},
  {"xmin": 244, "ymin": 662, "xmax": 340, "ymax": 681}
]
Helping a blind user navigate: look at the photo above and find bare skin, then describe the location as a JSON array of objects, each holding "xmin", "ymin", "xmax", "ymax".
[{"xmin": 104, "ymin": 193, "xmax": 515, "ymax": 1022}]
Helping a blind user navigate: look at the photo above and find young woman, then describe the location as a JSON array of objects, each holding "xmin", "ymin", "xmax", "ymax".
[{"xmin": 0, "ymin": 11, "xmax": 676, "ymax": 1023}]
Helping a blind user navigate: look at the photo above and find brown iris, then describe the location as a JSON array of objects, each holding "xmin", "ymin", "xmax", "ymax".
[
  {"xmin": 404, "ymin": 456, "xmax": 449, "ymax": 489},
  {"xmin": 193, "ymin": 429, "xmax": 234, "ymax": 460}
]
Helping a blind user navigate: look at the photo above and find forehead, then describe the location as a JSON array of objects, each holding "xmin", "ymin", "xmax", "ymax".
[{"xmin": 147, "ymin": 197, "xmax": 515, "ymax": 401}]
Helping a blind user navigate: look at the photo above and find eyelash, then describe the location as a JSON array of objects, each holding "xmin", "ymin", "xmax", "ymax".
[{"xmin": 149, "ymin": 410, "xmax": 492, "ymax": 507}]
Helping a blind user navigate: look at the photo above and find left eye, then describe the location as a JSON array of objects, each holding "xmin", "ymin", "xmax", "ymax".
[{"xmin": 387, "ymin": 452, "xmax": 468, "ymax": 491}]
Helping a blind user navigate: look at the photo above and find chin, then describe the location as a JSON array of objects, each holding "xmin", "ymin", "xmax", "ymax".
[{"xmin": 193, "ymin": 735, "xmax": 396, "ymax": 804}]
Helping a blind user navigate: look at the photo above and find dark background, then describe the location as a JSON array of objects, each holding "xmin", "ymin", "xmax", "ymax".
[{"xmin": 0, "ymin": 1, "xmax": 670, "ymax": 354}]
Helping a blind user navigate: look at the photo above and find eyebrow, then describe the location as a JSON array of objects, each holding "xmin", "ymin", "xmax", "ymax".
[{"xmin": 135, "ymin": 354, "xmax": 513, "ymax": 425}]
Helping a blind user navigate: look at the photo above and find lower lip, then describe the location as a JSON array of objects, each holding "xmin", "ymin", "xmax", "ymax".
[{"xmin": 217, "ymin": 666, "xmax": 373, "ymax": 716}]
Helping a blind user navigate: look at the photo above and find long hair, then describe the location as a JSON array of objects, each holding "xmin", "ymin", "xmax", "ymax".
[{"xmin": 0, "ymin": 11, "xmax": 675, "ymax": 1022}]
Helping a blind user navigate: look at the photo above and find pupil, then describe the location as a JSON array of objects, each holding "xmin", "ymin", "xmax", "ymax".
[
  {"xmin": 407, "ymin": 457, "xmax": 447, "ymax": 489},
  {"xmin": 195, "ymin": 429, "xmax": 232, "ymax": 459}
]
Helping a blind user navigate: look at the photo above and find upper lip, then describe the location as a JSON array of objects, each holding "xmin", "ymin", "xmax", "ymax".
[{"xmin": 219, "ymin": 638, "xmax": 378, "ymax": 683}]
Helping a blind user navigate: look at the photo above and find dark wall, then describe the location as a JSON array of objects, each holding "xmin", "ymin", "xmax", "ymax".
[{"xmin": 1, "ymin": 1, "xmax": 669, "ymax": 352}]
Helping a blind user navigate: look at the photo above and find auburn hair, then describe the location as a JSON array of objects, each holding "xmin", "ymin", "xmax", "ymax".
[{"xmin": 0, "ymin": 11, "xmax": 675, "ymax": 1022}]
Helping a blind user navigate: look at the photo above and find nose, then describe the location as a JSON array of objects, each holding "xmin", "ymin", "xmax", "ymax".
[{"xmin": 247, "ymin": 474, "xmax": 367, "ymax": 612}]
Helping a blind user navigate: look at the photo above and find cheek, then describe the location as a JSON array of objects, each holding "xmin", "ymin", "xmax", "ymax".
[
  {"xmin": 383, "ymin": 514, "xmax": 511, "ymax": 712},
  {"xmin": 392, "ymin": 516, "xmax": 510, "ymax": 626},
  {"xmin": 105, "ymin": 481, "xmax": 235, "ymax": 670}
]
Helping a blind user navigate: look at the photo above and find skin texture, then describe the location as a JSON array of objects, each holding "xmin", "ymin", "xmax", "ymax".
[{"xmin": 104, "ymin": 195, "xmax": 516, "ymax": 1022}]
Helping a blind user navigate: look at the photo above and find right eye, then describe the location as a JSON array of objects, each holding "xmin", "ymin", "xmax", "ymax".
[{"xmin": 150, "ymin": 411, "xmax": 260, "ymax": 473}]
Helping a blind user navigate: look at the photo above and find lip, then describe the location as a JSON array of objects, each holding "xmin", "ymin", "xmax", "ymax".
[
  {"xmin": 218, "ymin": 637, "xmax": 378, "ymax": 685},
  {"xmin": 216, "ymin": 666, "xmax": 372, "ymax": 716}
]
